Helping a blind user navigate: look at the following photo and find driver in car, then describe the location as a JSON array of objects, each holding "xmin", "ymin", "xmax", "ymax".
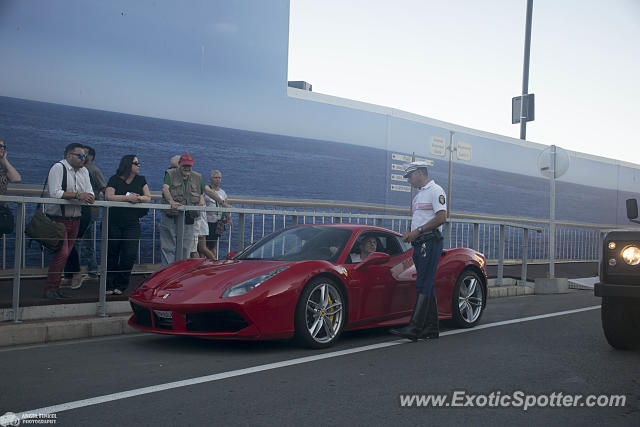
[{"xmin": 350, "ymin": 235, "xmax": 377, "ymax": 263}]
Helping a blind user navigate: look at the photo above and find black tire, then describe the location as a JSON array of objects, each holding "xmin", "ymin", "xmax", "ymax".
[
  {"xmin": 294, "ymin": 277, "xmax": 346, "ymax": 349},
  {"xmin": 601, "ymin": 296, "xmax": 640, "ymax": 350},
  {"xmin": 452, "ymin": 270, "xmax": 485, "ymax": 328}
]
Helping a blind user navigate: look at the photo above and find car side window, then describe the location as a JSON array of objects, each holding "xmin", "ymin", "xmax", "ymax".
[{"xmin": 378, "ymin": 233, "xmax": 404, "ymax": 257}]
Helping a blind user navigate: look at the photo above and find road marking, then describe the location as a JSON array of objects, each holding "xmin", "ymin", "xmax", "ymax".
[{"xmin": 15, "ymin": 305, "xmax": 600, "ymax": 421}]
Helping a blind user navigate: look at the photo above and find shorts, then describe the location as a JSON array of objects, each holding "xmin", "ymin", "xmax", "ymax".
[{"xmin": 191, "ymin": 219, "xmax": 209, "ymax": 252}]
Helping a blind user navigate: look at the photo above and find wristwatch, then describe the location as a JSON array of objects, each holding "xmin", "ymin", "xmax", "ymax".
[{"xmin": 417, "ymin": 226, "xmax": 423, "ymax": 233}]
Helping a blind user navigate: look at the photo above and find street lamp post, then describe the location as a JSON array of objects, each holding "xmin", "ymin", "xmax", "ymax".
[{"xmin": 520, "ymin": 0, "xmax": 534, "ymax": 140}]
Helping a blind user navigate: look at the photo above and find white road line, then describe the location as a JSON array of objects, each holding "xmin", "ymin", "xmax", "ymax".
[{"xmin": 16, "ymin": 305, "xmax": 600, "ymax": 421}]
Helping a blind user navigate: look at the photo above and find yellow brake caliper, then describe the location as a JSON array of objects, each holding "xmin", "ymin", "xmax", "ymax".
[{"xmin": 326, "ymin": 294, "xmax": 335, "ymax": 323}]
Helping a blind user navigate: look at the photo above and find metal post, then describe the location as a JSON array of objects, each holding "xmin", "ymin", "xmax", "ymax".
[
  {"xmin": 152, "ymin": 208, "xmax": 156, "ymax": 263},
  {"xmin": 238, "ymin": 213, "xmax": 246, "ymax": 251},
  {"xmin": 472, "ymin": 223, "xmax": 480, "ymax": 251},
  {"xmin": 520, "ymin": 229, "xmax": 529, "ymax": 285},
  {"xmin": 598, "ymin": 230, "xmax": 604, "ymax": 277},
  {"xmin": 176, "ymin": 210, "xmax": 185, "ymax": 261},
  {"xmin": 447, "ymin": 131, "xmax": 454, "ymax": 217},
  {"xmin": 11, "ymin": 202, "xmax": 25, "ymax": 322},
  {"xmin": 520, "ymin": 0, "xmax": 534, "ymax": 140},
  {"xmin": 497, "ymin": 224, "xmax": 505, "ymax": 286},
  {"xmin": 97, "ymin": 206, "xmax": 109, "ymax": 317},
  {"xmin": 549, "ymin": 145, "xmax": 556, "ymax": 278},
  {"xmin": 443, "ymin": 222, "xmax": 451, "ymax": 249}
]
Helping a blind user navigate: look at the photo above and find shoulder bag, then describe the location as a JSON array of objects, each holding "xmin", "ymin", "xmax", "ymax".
[{"xmin": 25, "ymin": 162, "xmax": 66, "ymax": 251}]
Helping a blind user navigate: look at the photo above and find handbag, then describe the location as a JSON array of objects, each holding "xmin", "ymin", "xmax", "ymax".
[
  {"xmin": 25, "ymin": 162, "xmax": 67, "ymax": 251},
  {"xmin": 0, "ymin": 204, "xmax": 14, "ymax": 235},
  {"xmin": 25, "ymin": 209, "xmax": 64, "ymax": 251},
  {"xmin": 215, "ymin": 218, "xmax": 227, "ymax": 235}
]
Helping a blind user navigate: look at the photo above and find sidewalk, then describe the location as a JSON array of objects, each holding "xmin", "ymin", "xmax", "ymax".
[{"xmin": 0, "ymin": 261, "xmax": 599, "ymax": 348}]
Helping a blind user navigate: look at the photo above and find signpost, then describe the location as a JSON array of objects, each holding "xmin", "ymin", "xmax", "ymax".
[{"xmin": 537, "ymin": 145, "xmax": 570, "ymax": 278}]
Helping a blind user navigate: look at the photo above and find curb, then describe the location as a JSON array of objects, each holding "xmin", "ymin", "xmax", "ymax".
[
  {"xmin": 0, "ymin": 313, "xmax": 138, "ymax": 348},
  {"xmin": 487, "ymin": 284, "xmax": 534, "ymax": 298}
]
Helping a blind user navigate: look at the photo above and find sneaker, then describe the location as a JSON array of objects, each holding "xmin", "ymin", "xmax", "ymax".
[
  {"xmin": 70, "ymin": 273, "xmax": 88, "ymax": 290},
  {"xmin": 106, "ymin": 290, "xmax": 114, "ymax": 296},
  {"xmin": 113, "ymin": 289, "xmax": 123, "ymax": 295}
]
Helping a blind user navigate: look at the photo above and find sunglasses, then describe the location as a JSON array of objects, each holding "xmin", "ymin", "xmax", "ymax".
[
  {"xmin": 71, "ymin": 153, "xmax": 88, "ymax": 160},
  {"xmin": 132, "ymin": 161, "xmax": 141, "ymax": 166},
  {"xmin": 0, "ymin": 145, "xmax": 6, "ymax": 150}
]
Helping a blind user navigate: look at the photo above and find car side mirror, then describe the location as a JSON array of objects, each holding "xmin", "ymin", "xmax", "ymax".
[
  {"xmin": 626, "ymin": 199, "xmax": 640, "ymax": 224},
  {"xmin": 354, "ymin": 252, "xmax": 390, "ymax": 271},
  {"xmin": 225, "ymin": 251, "xmax": 238, "ymax": 259}
]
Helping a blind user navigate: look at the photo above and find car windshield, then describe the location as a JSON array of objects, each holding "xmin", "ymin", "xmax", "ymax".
[{"xmin": 237, "ymin": 226, "xmax": 352, "ymax": 262}]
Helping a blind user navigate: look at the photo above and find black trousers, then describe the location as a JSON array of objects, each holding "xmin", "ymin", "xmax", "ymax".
[{"xmin": 106, "ymin": 220, "xmax": 141, "ymax": 291}]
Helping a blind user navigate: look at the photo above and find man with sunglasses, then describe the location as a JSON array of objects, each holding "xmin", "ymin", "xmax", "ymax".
[
  {"xmin": 43, "ymin": 143, "xmax": 94, "ymax": 299},
  {"xmin": 62, "ymin": 145, "xmax": 106, "ymax": 289}
]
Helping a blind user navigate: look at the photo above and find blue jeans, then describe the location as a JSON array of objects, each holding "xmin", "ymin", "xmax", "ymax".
[
  {"xmin": 413, "ymin": 237, "xmax": 443, "ymax": 296},
  {"xmin": 159, "ymin": 214, "xmax": 194, "ymax": 266}
]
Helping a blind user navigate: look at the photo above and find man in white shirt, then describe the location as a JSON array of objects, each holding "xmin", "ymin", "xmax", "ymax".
[
  {"xmin": 391, "ymin": 161, "xmax": 446, "ymax": 341},
  {"xmin": 44, "ymin": 143, "xmax": 94, "ymax": 299}
]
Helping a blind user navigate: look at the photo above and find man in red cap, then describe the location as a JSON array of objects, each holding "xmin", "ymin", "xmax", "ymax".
[{"xmin": 159, "ymin": 153, "xmax": 205, "ymax": 265}]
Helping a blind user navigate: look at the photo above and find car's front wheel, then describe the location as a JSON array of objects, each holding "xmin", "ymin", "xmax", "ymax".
[
  {"xmin": 601, "ymin": 296, "xmax": 640, "ymax": 350},
  {"xmin": 294, "ymin": 277, "xmax": 346, "ymax": 348},
  {"xmin": 452, "ymin": 270, "xmax": 485, "ymax": 328}
]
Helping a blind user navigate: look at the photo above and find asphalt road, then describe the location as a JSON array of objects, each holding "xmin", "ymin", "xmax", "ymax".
[{"xmin": 1, "ymin": 290, "xmax": 638, "ymax": 426}]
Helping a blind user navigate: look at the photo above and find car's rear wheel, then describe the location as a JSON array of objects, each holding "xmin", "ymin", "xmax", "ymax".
[
  {"xmin": 452, "ymin": 270, "xmax": 485, "ymax": 328},
  {"xmin": 601, "ymin": 296, "xmax": 640, "ymax": 350},
  {"xmin": 295, "ymin": 277, "xmax": 345, "ymax": 348}
]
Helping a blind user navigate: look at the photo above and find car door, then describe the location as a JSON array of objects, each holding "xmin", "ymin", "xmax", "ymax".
[{"xmin": 345, "ymin": 232, "xmax": 415, "ymax": 322}]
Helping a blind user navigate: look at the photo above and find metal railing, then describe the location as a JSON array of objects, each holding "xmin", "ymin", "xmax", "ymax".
[{"xmin": 0, "ymin": 190, "xmax": 628, "ymax": 322}]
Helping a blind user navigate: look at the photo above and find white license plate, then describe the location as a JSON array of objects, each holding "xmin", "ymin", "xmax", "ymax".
[{"xmin": 154, "ymin": 310, "xmax": 173, "ymax": 319}]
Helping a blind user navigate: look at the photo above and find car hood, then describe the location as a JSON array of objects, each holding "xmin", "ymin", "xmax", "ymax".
[{"xmin": 144, "ymin": 259, "xmax": 293, "ymax": 295}]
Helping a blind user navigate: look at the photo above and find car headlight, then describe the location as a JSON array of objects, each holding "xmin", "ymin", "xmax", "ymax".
[
  {"xmin": 222, "ymin": 267, "xmax": 289, "ymax": 298},
  {"xmin": 621, "ymin": 245, "xmax": 640, "ymax": 266}
]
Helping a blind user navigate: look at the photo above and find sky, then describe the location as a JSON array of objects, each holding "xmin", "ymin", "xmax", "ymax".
[
  {"xmin": 288, "ymin": 0, "xmax": 640, "ymax": 164},
  {"xmin": 1, "ymin": 0, "xmax": 639, "ymax": 170}
]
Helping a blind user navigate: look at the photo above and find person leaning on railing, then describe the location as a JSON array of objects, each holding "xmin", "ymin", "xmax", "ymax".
[
  {"xmin": 44, "ymin": 143, "xmax": 95, "ymax": 300},
  {"xmin": 0, "ymin": 136, "xmax": 22, "ymax": 196},
  {"xmin": 104, "ymin": 154, "xmax": 151, "ymax": 296}
]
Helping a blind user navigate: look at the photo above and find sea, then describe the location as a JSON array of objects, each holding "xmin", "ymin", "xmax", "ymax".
[{"xmin": 0, "ymin": 96, "xmax": 629, "ymax": 266}]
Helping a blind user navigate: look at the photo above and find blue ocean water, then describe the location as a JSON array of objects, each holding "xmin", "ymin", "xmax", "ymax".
[{"xmin": 0, "ymin": 96, "xmax": 622, "ymax": 224}]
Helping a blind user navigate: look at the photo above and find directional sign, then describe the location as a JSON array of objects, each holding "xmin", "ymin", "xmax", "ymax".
[
  {"xmin": 392, "ymin": 153, "xmax": 433, "ymax": 165},
  {"xmin": 391, "ymin": 184, "xmax": 411, "ymax": 192},
  {"xmin": 429, "ymin": 136, "xmax": 447, "ymax": 157},
  {"xmin": 456, "ymin": 141, "xmax": 472, "ymax": 162}
]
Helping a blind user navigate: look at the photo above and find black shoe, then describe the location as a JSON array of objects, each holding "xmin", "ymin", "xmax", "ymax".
[
  {"xmin": 390, "ymin": 294, "xmax": 430, "ymax": 341},
  {"xmin": 419, "ymin": 296, "xmax": 439, "ymax": 339}
]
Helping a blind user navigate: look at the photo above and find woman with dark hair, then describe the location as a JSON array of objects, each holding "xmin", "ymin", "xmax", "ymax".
[{"xmin": 104, "ymin": 155, "xmax": 151, "ymax": 295}]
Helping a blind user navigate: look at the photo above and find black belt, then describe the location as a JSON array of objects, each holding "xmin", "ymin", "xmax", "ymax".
[{"xmin": 412, "ymin": 229, "xmax": 443, "ymax": 246}]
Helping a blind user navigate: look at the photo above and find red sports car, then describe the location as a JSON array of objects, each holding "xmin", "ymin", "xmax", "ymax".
[{"xmin": 129, "ymin": 224, "xmax": 487, "ymax": 348}]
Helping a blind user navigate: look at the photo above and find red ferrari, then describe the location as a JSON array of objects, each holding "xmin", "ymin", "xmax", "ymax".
[{"xmin": 129, "ymin": 224, "xmax": 487, "ymax": 348}]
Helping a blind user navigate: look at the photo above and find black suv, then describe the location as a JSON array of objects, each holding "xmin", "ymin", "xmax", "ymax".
[{"xmin": 594, "ymin": 199, "xmax": 640, "ymax": 350}]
